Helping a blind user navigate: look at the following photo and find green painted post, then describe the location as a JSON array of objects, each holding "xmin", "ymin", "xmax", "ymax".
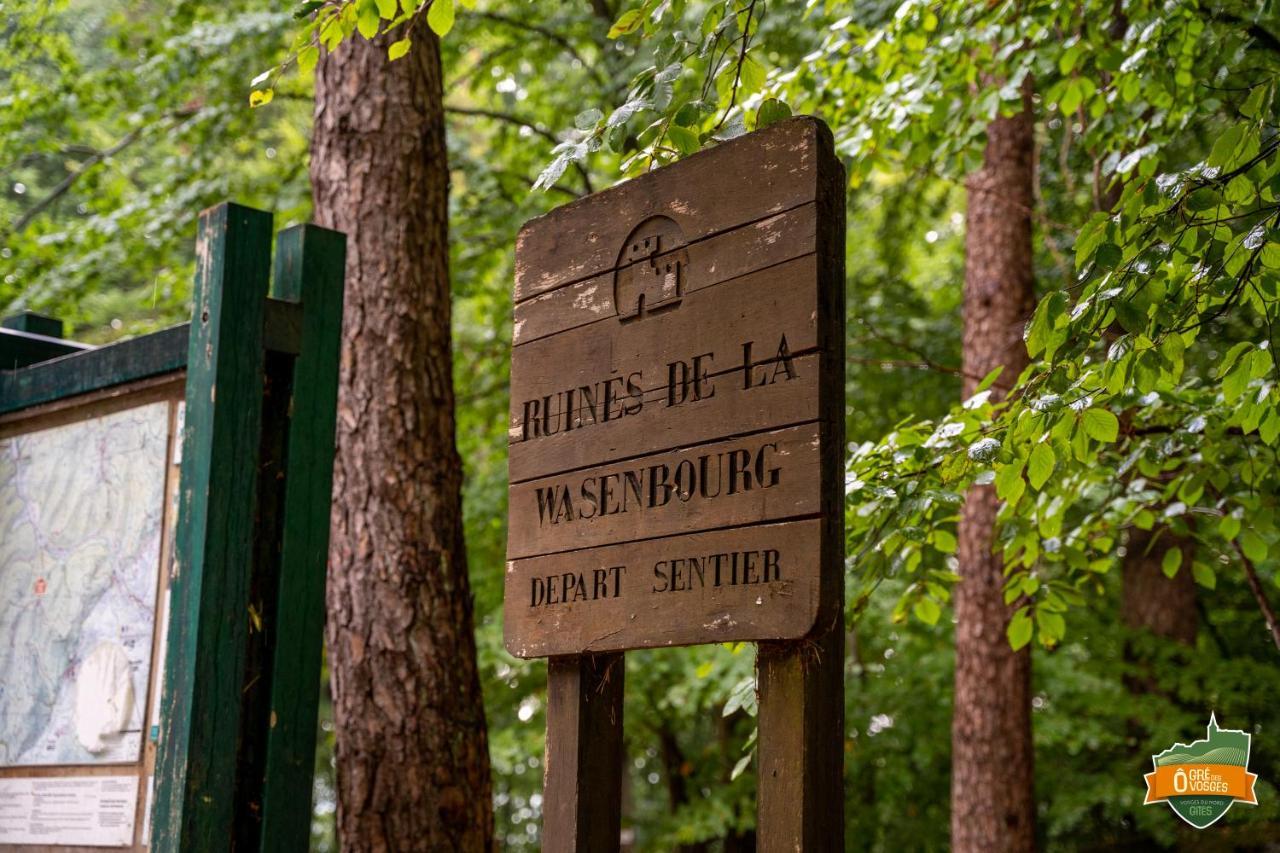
[
  {"xmin": 258, "ymin": 223, "xmax": 347, "ymax": 851},
  {"xmin": 153, "ymin": 202, "xmax": 273, "ymax": 852}
]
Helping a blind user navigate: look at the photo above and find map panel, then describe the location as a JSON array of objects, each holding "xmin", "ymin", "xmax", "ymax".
[{"xmin": 0, "ymin": 401, "xmax": 170, "ymax": 767}]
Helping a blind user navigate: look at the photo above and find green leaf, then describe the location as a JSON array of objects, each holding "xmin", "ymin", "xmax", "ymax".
[
  {"xmin": 730, "ymin": 751, "xmax": 753, "ymax": 780},
  {"xmin": 1007, "ymin": 608, "xmax": 1034, "ymax": 651},
  {"xmin": 757, "ymin": 97, "xmax": 791, "ymax": 128},
  {"xmin": 608, "ymin": 7, "xmax": 644, "ymax": 38},
  {"xmin": 374, "ymin": 0, "xmax": 397, "ymax": 17},
  {"xmin": 356, "ymin": 0, "xmax": 380, "ymax": 38},
  {"xmin": 1241, "ymin": 84, "xmax": 1267, "ymax": 118},
  {"xmin": 914, "ymin": 597, "xmax": 941, "ymax": 626},
  {"xmin": 1223, "ymin": 361, "xmax": 1251, "ymax": 402},
  {"xmin": 575, "ymin": 108, "xmax": 603, "ymax": 131},
  {"xmin": 1028, "ymin": 443, "xmax": 1056, "ymax": 490},
  {"xmin": 667, "ymin": 125, "xmax": 700, "ymax": 155},
  {"xmin": 1217, "ymin": 342, "xmax": 1252, "ymax": 378},
  {"xmin": 1192, "ymin": 562, "xmax": 1217, "ymax": 589},
  {"xmin": 976, "ymin": 365, "xmax": 1004, "ymax": 393},
  {"xmin": 1240, "ymin": 530, "xmax": 1268, "ymax": 563},
  {"xmin": 1094, "ymin": 242, "xmax": 1122, "ymax": 269},
  {"xmin": 387, "ymin": 38, "xmax": 411, "ymax": 61},
  {"xmin": 1161, "ymin": 547, "xmax": 1182, "ymax": 578},
  {"xmin": 995, "ymin": 463, "xmax": 1026, "ymax": 504},
  {"xmin": 427, "ymin": 0, "xmax": 455, "ymax": 36},
  {"xmin": 298, "ymin": 44, "xmax": 320, "ymax": 74},
  {"xmin": 1219, "ymin": 513, "xmax": 1242, "ymax": 540},
  {"xmin": 1207, "ymin": 123, "xmax": 1244, "ymax": 169},
  {"xmin": 740, "ymin": 55, "xmax": 766, "ymax": 93},
  {"xmin": 1081, "ymin": 408, "xmax": 1119, "ymax": 443},
  {"xmin": 249, "ymin": 88, "xmax": 274, "ymax": 108},
  {"xmin": 932, "ymin": 529, "xmax": 957, "ymax": 554},
  {"xmin": 1037, "ymin": 610, "xmax": 1066, "ymax": 644}
]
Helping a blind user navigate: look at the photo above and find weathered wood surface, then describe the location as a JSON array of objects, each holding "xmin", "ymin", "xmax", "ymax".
[
  {"xmin": 0, "ymin": 295, "xmax": 299, "ymax": 416},
  {"xmin": 508, "ymin": 255, "xmax": 821, "ymax": 483},
  {"xmin": 0, "ymin": 326, "xmax": 186, "ymax": 415},
  {"xmin": 506, "ymin": 117, "xmax": 843, "ymax": 660},
  {"xmin": 514, "ymin": 118, "xmax": 825, "ymax": 301},
  {"xmin": 512, "ymin": 205, "xmax": 816, "ymax": 346},
  {"xmin": 505, "ymin": 520, "xmax": 821, "ymax": 657},
  {"xmin": 755, "ymin": 108, "xmax": 848, "ymax": 852},
  {"xmin": 152, "ymin": 202, "xmax": 271, "ymax": 853},
  {"xmin": 508, "ymin": 422, "xmax": 821, "ymax": 560},
  {"xmin": 542, "ymin": 653, "xmax": 625, "ymax": 853},
  {"xmin": 757, "ymin": 618, "xmax": 845, "ymax": 852},
  {"xmin": 258, "ymin": 224, "xmax": 347, "ymax": 853}
]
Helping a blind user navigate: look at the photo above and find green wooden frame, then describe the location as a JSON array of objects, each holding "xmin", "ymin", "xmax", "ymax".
[{"xmin": 2, "ymin": 202, "xmax": 346, "ymax": 853}]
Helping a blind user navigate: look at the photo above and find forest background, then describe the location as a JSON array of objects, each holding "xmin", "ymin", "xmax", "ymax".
[{"xmin": 3, "ymin": 0, "xmax": 1280, "ymax": 849}]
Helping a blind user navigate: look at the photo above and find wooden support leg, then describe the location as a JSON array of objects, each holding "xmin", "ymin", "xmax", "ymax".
[
  {"xmin": 542, "ymin": 652, "xmax": 625, "ymax": 852},
  {"xmin": 757, "ymin": 614, "xmax": 845, "ymax": 852},
  {"xmin": 152, "ymin": 203, "xmax": 272, "ymax": 852}
]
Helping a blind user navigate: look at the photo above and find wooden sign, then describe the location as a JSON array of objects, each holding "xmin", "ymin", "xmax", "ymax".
[{"xmin": 504, "ymin": 116, "xmax": 845, "ymax": 659}]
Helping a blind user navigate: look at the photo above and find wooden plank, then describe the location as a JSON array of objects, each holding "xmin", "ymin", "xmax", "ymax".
[
  {"xmin": 541, "ymin": 653, "xmax": 625, "ymax": 852},
  {"xmin": 257, "ymin": 224, "xmax": 347, "ymax": 853},
  {"xmin": 507, "ymin": 422, "xmax": 821, "ymax": 560},
  {"xmin": 151, "ymin": 202, "xmax": 272, "ymax": 853},
  {"xmin": 505, "ymin": 520, "xmax": 820, "ymax": 657},
  {"xmin": 0, "ymin": 375, "xmax": 183, "ymax": 435},
  {"xmin": 509, "ymin": 255, "xmax": 821, "ymax": 483},
  {"xmin": 514, "ymin": 117, "xmax": 827, "ymax": 301},
  {"xmin": 755, "ymin": 109, "xmax": 848, "ymax": 851},
  {"xmin": 512, "ymin": 205, "xmax": 816, "ymax": 346},
  {"xmin": 514, "ymin": 351, "xmax": 820, "ymax": 486},
  {"xmin": 756, "ymin": 617, "xmax": 845, "ymax": 852},
  {"xmin": 0, "ymin": 325, "xmax": 188, "ymax": 415}
]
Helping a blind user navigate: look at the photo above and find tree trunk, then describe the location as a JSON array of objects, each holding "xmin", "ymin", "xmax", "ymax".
[
  {"xmin": 1122, "ymin": 528, "xmax": 1197, "ymax": 645},
  {"xmin": 951, "ymin": 98, "xmax": 1038, "ymax": 853},
  {"xmin": 311, "ymin": 30, "xmax": 494, "ymax": 852}
]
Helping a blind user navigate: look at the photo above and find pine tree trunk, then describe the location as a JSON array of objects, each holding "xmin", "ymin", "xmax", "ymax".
[
  {"xmin": 311, "ymin": 30, "xmax": 495, "ymax": 852},
  {"xmin": 951, "ymin": 99, "xmax": 1038, "ymax": 853},
  {"xmin": 1122, "ymin": 528, "xmax": 1197, "ymax": 645}
]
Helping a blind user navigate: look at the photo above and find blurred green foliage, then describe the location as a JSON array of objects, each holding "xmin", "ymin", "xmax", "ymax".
[{"xmin": 4, "ymin": 0, "xmax": 1279, "ymax": 849}]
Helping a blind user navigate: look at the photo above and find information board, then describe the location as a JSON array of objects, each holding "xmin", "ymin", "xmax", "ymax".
[
  {"xmin": 504, "ymin": 116, "xmax": 844, "ymax": 657},
  {"xmin": 0, "ymin": 381, "xmax": 181, "ymax": 851}
]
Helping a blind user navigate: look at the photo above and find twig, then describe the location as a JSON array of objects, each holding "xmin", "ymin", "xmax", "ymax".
[
  {"xmin": 6, "ymin": 109, "xmax": 192, "ymax": 235},
  {"xmin": 470, "ymin": 11, "xmax": 606, "ymax": 87},
  {"xmin": 445, "ymin": 104, "xmax": 594, "ymax": 194},
  {"xmin": 711, "ymin": 0, "xmax": 759, "ymax": 132},
  {"xmin": 1232, "ymin": 540, "xmax": 1280, "ymax": 653}
]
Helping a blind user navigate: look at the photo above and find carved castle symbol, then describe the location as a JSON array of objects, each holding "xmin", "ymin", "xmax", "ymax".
[{"xmin": 614, "ymin": 216, "xmax": 689, "ymax": 321}]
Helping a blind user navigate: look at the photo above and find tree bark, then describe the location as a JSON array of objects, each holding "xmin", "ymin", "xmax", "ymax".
[
  {"xmin": 951, "ymin": 98, "xmax": 1038, "ymax": 853},
  {"xmin": 311, "ymin": 30, "xmax": 494, "ymax": 852},
  {"xmin": 1122, "ymin": 528, "xmax": 1197, "ymax": 645}
]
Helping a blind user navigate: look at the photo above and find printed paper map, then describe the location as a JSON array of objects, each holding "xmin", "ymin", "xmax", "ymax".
[{"xmin": 0, "ymin": 401, "xmax": 169, "ymax": 766}]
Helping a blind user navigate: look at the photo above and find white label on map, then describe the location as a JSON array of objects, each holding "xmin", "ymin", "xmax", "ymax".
[{"xmin": 0, "ymin": 775, "xmax": 138, "ymax": 846}]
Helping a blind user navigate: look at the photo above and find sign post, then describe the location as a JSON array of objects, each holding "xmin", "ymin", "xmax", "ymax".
[{"xmin": 504, "ymin": 116, "xmax": 846, "ymax": 849}]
